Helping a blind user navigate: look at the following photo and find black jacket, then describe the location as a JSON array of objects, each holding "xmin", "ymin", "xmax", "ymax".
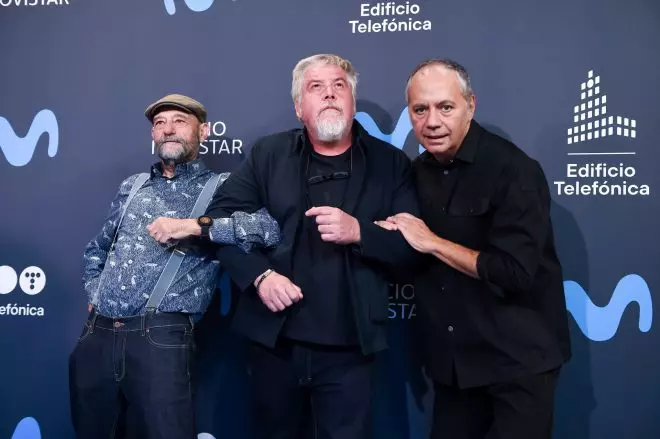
[{"xmin": 206, "ymin": 121, "xmax": 420, "ymax": 354}]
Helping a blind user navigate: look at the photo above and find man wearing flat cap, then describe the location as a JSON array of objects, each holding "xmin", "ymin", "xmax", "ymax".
[{"xmin": 68, "ymin": 94, "xmax": 280, "ymax": 439}]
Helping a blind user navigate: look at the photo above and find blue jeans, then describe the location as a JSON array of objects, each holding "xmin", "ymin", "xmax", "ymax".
[{"xmin": 68, "ymin": 310, "xmax": 196, "ymax": 439}]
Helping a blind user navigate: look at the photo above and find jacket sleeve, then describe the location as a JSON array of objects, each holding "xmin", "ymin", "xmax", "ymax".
[
  {"xmin": 204, "ymin": 144, "xmax": 272, "ymax": 291},
  {"xmin": 353, "ymin": 151, "xmax": 421, "ymax": 268}
]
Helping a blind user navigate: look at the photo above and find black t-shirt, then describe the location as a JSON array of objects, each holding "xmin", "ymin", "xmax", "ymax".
[{"xmin": 283, "ymin": 146, "xmax": 358, "ymax": 346}]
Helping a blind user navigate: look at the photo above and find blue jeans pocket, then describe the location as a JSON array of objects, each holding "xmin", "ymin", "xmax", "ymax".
[
  {"xmin": 76, "ymin": 321, "xmax": 93, "ymax": 343},
  {"xmin": 145, "ymin": 324, "xmax": 192, "ymax": 349}
]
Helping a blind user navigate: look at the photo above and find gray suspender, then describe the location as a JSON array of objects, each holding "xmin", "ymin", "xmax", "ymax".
[
  {"xmin": 92, "ymin": 173, "xmax": 150, "ymax": 305},
  {"xmin": 144, "ymin": 173, "xmax": 222, "ymax": 312},
  {"xmin": 112, "ymin": 173, "xmax": 150, "ymax": 251}
]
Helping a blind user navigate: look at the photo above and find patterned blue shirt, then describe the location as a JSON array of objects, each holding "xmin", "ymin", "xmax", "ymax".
[{"xmin": 82, "ymin": 159, "xmax": 279, "ymax": 318}]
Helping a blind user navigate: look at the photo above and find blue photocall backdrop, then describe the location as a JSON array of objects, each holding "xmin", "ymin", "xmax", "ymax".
[{"xmin": 0, "ymin": 0, "xmax": 658, "ymax": 438}]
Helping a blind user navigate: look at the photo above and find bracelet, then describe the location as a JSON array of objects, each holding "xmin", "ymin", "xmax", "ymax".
[{"xmin": 255, "ymin": 269, "xmax": 274, "ymax": 292}]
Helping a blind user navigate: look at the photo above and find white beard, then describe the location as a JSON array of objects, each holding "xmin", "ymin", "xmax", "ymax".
[
  {"xmin": 315, "ymin": 111, "xmax": 348, "ymax": 142},
  {"xmin": 158, "ymin": 142, "xmax": 186, "ymax": 161}
]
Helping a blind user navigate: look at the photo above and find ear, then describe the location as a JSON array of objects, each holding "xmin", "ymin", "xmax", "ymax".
[
  {"xmin": 467, "ymin": 94, "xmax": 476, "ymax": 119},
  {"xmin": 294, "ymin": 100, "xmax": 303, "ymax": 121},
  {"xmin": 199, "ymin": 121, "xmax": 210, "ymax": 142}
]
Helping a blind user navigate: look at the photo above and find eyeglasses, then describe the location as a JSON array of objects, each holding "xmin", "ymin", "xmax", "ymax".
[{"xmin": 306, "ymin": 146, "xmax": 353, "ymax": 186}]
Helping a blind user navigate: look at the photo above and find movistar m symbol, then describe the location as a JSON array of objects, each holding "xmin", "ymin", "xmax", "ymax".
[
  {"xmin": 356, "ymin": 106, "xmax": 417, "ymax": 151},
  {"xmin": 0, "ymin": 110, "xmax": 58, "ymax": 167},
  {"xmin": 564, "ymin": 274, "xmax": 652, "ymax": 341},
  {"xmin": 11, "ymin": 417, "xmax": 40, "ymax": 439},
  {"xmin": 163, "ymin": 0, "xmax": 214, "ymax": 15}
]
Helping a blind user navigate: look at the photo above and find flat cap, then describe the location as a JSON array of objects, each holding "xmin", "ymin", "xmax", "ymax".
[{"xmin": 144, "ymin": 94, "xmax": 207, "ymax": 123}]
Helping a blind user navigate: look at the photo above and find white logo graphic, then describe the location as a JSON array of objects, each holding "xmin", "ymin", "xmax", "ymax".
[
  {"xmin": 0, "ymin": 266, "xmax": 46, "ymax": 317},
  {"xmin": 553, "ymin": 69, "xmax": 650, "ymax": 197},
  {"xmin": 0, "ymin": 266, "xmax": 46, "ymax": 295},
  {"xmin": 19, "ymin": 266, "xmax": 46, "ymax": 295},
  {"xmin": 349, "ymin": 2, "xmax": 432, "ymax": 34},
  {"xmin": 567, "ymin": 70, "xmax": 636, "ymax": 145},
  {"xmin": 0, "ymin": 0, "xmax": 69, "ymax": 7},
  {"xmin": 0, "ymin": 266, "xmax": 18, "ymax": 294}
]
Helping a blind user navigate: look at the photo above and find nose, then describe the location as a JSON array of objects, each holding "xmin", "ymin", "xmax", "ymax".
[
  {"xmin": 425, "ymin": 108, "xmax": 443, "ymax": 131},
  {"xmin": 162, "ymin": 120, "xmax": 176, "ymax": 135},
  {"xmin": 322, "ymin": 84, "xmax": 336, "ymax": 102}
]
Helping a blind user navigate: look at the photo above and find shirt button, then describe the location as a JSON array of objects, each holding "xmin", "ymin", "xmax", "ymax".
[
  {"xmin": 440, "ymin": 207, "xmax": 446, "ymax": 212},
  {"xmin": 448, "ymin": 325, "xmax": 454, "ymax": 332},
  {"xmin": 128, "ymin": 260, "xmax": 133, "ymax": 265},
  {"xmin": 443, "ymin": 170, "xmax": 449, "ymax": 175},
  {"xmin": 166, "ymin": 180, "xmax": 172, "ymax": 184},
  {"xmin": 120, "ymin": 286, "xmax": 126, "ymax": 291}
]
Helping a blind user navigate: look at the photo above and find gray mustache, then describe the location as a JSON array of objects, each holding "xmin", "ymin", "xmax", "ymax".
[{"xmin": 156, "ymin": 136, "xmax": 185, "ymax": 147}]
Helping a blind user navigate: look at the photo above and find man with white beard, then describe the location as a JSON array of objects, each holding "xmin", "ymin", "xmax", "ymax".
[{"xmin": 204, "ymin": 54, "xmax": 420, "ymax": 439}]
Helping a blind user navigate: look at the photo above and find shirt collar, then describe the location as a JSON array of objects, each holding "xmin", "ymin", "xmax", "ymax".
[
  {"xmin": 150, "ymin": 158, "xmax": 207, "ymax": 179},
  {"xmin": 454, "ymin": 120, "xmax": 481, "ymax": 164},
  {"xmin": 419, "ymin": 119, "xmax": 482, "ymax": 167}
]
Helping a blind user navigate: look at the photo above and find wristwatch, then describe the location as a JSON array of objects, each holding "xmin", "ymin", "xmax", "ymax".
[{"xmin": 197, "ymin": 215, "xmax": 213, "ymax": 238}]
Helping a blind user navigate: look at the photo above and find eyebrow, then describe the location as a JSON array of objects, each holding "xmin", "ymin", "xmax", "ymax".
[
  {"xmin": 153, "ymin": 112, "xmax": 191, "ymax": 122},
  {"xmin": 307, "ymin": 77, "xmax": 347, "ymax": 85},
  {"xmin": 412, "ymin": 99, "xmax": 456, "ymax": 106}
]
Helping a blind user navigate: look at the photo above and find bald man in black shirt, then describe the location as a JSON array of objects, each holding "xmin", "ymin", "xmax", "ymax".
[{"xmin": 382, "ymin": 59, "xmax": 571, "ymax": 439}]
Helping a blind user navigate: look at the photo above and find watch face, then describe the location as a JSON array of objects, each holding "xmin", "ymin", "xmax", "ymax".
[{"xmin": 199, "ymin": 216, "xmax": 212, "ymax": 226}]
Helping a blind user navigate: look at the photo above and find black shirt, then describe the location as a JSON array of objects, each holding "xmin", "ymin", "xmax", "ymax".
[
  {"xmin": 412, "ymin": 120, "xmax": 572, "ymax": 388},
  {"xmin": 283, "ymin": 146, "xmax": 358, "ymax": 345}
]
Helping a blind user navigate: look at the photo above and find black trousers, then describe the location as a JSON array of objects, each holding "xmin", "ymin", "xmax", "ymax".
[
  {"xmin": 431, "ymin": 368, "xmax": 561, "ymax": 439},
  {"xmin": 68, "ymin": 310, "xmax": 196, "ymax": 439},
  {"xmin": 247, "ymin": 338, "xmax": 375, "ymax": 439}
]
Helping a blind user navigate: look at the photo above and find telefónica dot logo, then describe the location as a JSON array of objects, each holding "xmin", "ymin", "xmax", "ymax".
[
  {"xmin": 0, "ymin": 266, "xmax": 47, "ymax": 317},
  {"xmin": 0, "ymin": 110, "xmax": 58, "ymax": 166},
  {"xmin": 11, "ymin": 417, "xmax": 40, "ymax": 439},
  {"xmin": 163, "ymin": 0, "xmax": 213, "ymax": 15},
  {"xmin": 357, "ymin": 108, "xmax": 653, "ymax": 341},
  {"xmin": 0, "ymin": 266, "xmax": 46, "ymax": 295}
]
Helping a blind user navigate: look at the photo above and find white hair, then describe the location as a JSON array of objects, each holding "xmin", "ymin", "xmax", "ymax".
[{"xmin": 291, "ymin": 54, "xmax": 358, "ymax": 105}]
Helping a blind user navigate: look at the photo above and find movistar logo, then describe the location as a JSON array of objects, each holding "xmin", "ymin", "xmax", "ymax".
[
  {"xmin": 565, "ymin": 274, "xmax": 652, "ymax": 341},
  {"xmin": 11, "ymin": 417, "xmax": 40, "ymax": 439},
  {"xmin": 163, "ymin": 0, "xmax": 213, "ymax": 15},
  {"xmin": 355, "ymin": 106, "xmax": 422, "ymax": 158},
  {"xmin": 0, "ymin": 110, "xmax": 58, "ymax": 167}
]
